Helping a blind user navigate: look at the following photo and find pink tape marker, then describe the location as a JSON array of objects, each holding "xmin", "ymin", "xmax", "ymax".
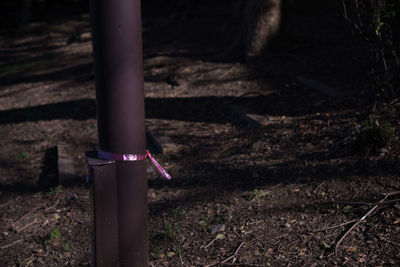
[{"xmin": 97, "ymin": 149, "xmax": 171, "ymax": 180}]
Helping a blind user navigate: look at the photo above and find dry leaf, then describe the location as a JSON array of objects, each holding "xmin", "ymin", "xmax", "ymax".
[
  {"xmin": 167, "ymin": 251, "xmax": 175, "ymax": 258},
  {"xmin": 346, "ymin": 246, "xmax": 357, "ymax": 253}
]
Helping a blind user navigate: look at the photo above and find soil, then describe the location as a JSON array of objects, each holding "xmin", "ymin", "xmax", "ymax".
[{"xmin": 1, "ymin": 1, "xmax": 400, "ymax": 266}]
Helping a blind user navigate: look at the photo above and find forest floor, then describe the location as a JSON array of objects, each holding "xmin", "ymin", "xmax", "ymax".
[{"xmin": 1, "ymin": 1, "xmax": 400, "ymax": 266}]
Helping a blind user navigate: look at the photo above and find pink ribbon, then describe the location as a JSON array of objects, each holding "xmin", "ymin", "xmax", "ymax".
[{"xmin": 97, "ymin": 149, "xmax": 171, "ymax": 180}]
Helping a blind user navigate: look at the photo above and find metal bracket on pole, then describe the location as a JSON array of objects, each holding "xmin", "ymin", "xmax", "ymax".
[{"xmin": 86, "ymin": 151, "xmax": 119, "ymax": 267}]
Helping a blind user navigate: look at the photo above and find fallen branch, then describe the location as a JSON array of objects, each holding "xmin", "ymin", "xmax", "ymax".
[
  {"xmin": 221, "ymin": 242, "xmax": 245, "ymax": 264},
  {"xmin": 335, "ymin": 191, "xmax": 400, "ymax": 253},
  {"xmin": 10, "ymin": 205, "xmax": 44, "ymax": 230},
  {"xmin": 205, "ymin": 242, "xmax": 245, "ymax": 267},
  {"xmin": 313, "ymin": 219, "xmax": 358, "ymax": 232},
  {"xmin": 45, "ymin": 199, "xmax": 60, "ymax": 212},
  {"xmin": 220, "ymin": 66, "xmax": 236, "ymax": 79},
  {"xmin": 15, "ymin": 218, "xmax": 39, "ymax": 233},
  {"xmin": 204, "ymin": 234, "xmax": 224, "ymax": 250},
  {"xmin": 319, "ymin": 198, "xmax": 400, "ymax": 207},
  {"xmin": 0, "ymin": 235, "xmax": 29, "ymax": 250}
]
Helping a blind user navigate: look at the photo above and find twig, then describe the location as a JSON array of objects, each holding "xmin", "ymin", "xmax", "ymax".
[
  {"xmin": 15, "ymin": 218, "xmax": 40, "ymax": 233},
  {"xmin": 204, "ymin": 235, "xmax": 221, "ymax": 250},
  {"xmin": 19, "ymin": 255, "xmax": 34, "ymax": 266},
  {"xmin": 318, "ymin": 198, "xmax": 400, "ymax": 207},
  {"xmin": 1, "ymin": 238, "xmax": 23, "ymax": 250},
  {"xmin": 220, "ymin": 66, "xmax": 236, "ymax": 79},
  {"xmin": 389, "ymin": 98, "xmax": 399, "ymax": 105},
  {"xmin": 335, "ymin": 191, "xmax": 400, "ymax": 253},
  {"xmin": 205, "ymin": 242, "xmax": 245, "ymax": 267},
  {"xmin": 236, "ymin": 91, "xmax": 266, "ymax": 99},
  {"xmin": 313, "ymin": 219, "xmax": 358, "ymax": 232},
  {"xmin": 10, "ymin": 205, "xmax": 44, "ymax": 230},
  {"xmin": 341, "ymin": 14, "xmax": 369, "ymax": 41},
  {"xmin": 221, "ymin": 242, "xmax": 245, "ymax": 264},
  {"xmin": 45, "ymin": 199, "xmax": 60, "ymax": 211},
  {"xmin": 249, "ymin": 177, "xmax": 297, "ymax": 202}
]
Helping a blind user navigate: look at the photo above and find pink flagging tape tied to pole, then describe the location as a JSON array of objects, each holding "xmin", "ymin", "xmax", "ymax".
[{"xmin": 97, "ymin": 149, "xmax": 171, "ymax": 180}]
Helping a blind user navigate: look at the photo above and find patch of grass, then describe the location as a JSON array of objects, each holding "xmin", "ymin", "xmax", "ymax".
[
  {"xmin": 342, "ymin": 205, "xmax": 353, "ymax": 214},
  {"xmin": 163, "ymin": 208, "xmax": 186, "ymax": 241},
  {"xmin": 266, "ymin": 193, "xmax": 275, "ymax": 200},
  {"xmin": 249, "ymin": 188, "xmax": 260, "ymax": 200},
  {"xmin": 171, "ymin": 207, "xmax": 186, "ymax": 218},
  {"xmin": 162, "ymin": 211, "xmax": 185, "ymax": 265},
  {"xmin": 47, "ymin": 227, "xmax": 61, "ymax": 242},
  {"xmin": 198, "ymin": 217, "xmax": 209, "ymax": 232},
  {"xmin": 150, "ymin": 246, "xmax": 161, "ymax": 260},
  {"xmin": 213, "ymin": 210, "xmax": 231, "ymax": 224},
  {"xmin": 63, "ymin": 242, "xmax": 71, "ymax": 252},
  {"xmin": 46, "ymin": 185, "xmax": 64, "ymax": 198},
  {"xmin": 353, "ymin": 116, "xmax": 395, "ymax": 154},
  {"xmin": 1, "ymin": 61, "xmax": 36, "ymax": 75},
  {"xmin": 163, "ymin": 215, "xmax": 175, "ymax": 241},
  {"xmin": 86, "ymin": 123, "xmax": 97, "ymax": 132},
  {"xmin": 15, "ymin": 152, "xmax": 29, "ymax": 161},
  {"xmin": 247, "ymin": 188, "xmax": 275, "ymax": 200}
]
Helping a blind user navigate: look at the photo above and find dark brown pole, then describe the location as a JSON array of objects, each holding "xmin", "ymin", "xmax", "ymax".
[{"xmin": 90, "ymin": 0, "xmax": 148, "ymax": 265}]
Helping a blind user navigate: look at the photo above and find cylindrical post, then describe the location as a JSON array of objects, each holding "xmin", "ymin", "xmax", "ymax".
[{"xmin": 90, "ymin": 0, "xmax": 147, "ymax": 265}]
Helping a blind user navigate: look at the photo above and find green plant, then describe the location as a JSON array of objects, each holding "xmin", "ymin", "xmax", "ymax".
[
  {"xmin": 63, "ymin": 242, "xmax": 71, "ymax": 252},
  {"xmin": 1, "ymin": 61, "xmax": 36, "ymax": 75},
  {"xmin": 247, "ymin": 188, "xmax": 260, "ymax": 200},
  {"xmin": 353, "ymin": 116, "xmax": 395, "ymax": 154},
  {"xmin": 373, "ymin": 0, "xmax": 396, "ymax": 36},
  {"xmin": 150, "ymin": 246, "xmax": 161, "ymax": 260},
  {"xmin": 47, "ymin": 227, "xmax": 61, "ymax": 241},
  {"xmin": 46, "ymin": 185, "xmax": 64, "ymax": 197},
  {"xmin": 162, "ymin": 212, "xmax": 185, "ymax": 265},
  {"xmin": 342, "ymin": 205, "xmax": 353, "ymax": 214},
  {"xmin": 342, "ymin": 0, "xmax": 399, "ymax": 98},
  {"xmin": 163, "ymin": 216, "xmax": 175, "ymax": 241},
  {"xmin": 267, "ymin": 193, "xmax": 276, "ymax": 200},
  {"xmin": 15, "ymin": 152, "xmax": 29, "ymax": 161},
  {"xmin": 171, "ymin": 207, "xmax": 186, "ymax": 218},
  {"xmin": 86, "ymin": 123, "xmax": 97, "ymax": 132},
  {"xmin": 213, "ymin": 211, "xmax": 231, "ymax": 224},
  {"xmin": 198, "ymin": 218, "xmax": 209, "ymax": 232}
]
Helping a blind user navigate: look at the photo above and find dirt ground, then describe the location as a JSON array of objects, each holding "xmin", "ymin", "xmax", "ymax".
[{"xmin": 1, "ymin": 1, "xmax": 400, "ymax": 266}]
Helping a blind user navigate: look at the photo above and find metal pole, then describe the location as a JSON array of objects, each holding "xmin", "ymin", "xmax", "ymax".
[{"xmin": 90, "ymin": 0, "xmax": 148, "ymax": 265}]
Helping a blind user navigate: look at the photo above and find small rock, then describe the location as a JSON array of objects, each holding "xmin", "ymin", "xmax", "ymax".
[
  {"xmin": 2, "ymin": 231, "xmax": 8, "ymax": 237},
  {"xmin": 379, "ymin": 148, "xmax": 389, "ymax": 155},
  {"xmin": 281, "ymin": 222, "xmax": 291, "ymax": 228},
  {"xmin": 208, "ymin": 224, "xmax": 225, "ymax": 234},
  {"xmin": 67, "ymin": 193, "xmax": 78, "ymax": 202}
]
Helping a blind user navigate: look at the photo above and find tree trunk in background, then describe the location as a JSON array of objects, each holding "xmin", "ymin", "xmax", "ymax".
[
  {"xmin": 244, "ymin": 0, "xmax": 283, "ymax": 59},
  {"xmin": 231, "ymin": 0, "xmax": 284, "ymax": 61},
  {"xmin": 19, "ymin": 0, "xmax": 31, "ymax": 27}
]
